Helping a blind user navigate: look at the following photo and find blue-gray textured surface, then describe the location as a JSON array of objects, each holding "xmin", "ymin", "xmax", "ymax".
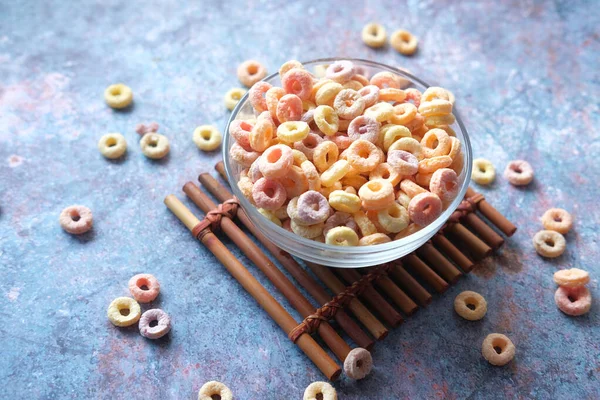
[{"xmin": 1, "ymin": 0, "xmax": 599, "ymax": 398}]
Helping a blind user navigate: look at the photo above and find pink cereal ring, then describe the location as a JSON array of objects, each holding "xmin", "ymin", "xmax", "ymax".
[
  {"xmin": 404, "ymin": 88, "xmax": 422, "ymax": 108},
  {"xmin": 326, "ymin": 60, "xmax": 356, "ymax": 83},
  {"xmin": 296, "ymin": 190, "xmax": 331, "ymax": 225},
  {"xmin": 276, "ymin": 94, "xmax": 303, "ymax": 123},
  {"xmin": 266, "ymin": 87, "xmax": 286, "ymax": 122},
  {"xmin": 252, "ymin": 178, "xmax": 287, "ymax": 210},
  {"xmin": 248, "ymin": 81, "xmax": 273, "ymax": 113},
  {"xmin": 139, "ymin": 308, "xmax": 171, "ymax": 339},
  {"xmin": 59, "ymin": 205, "xmax": 93, "ymax": 235},
  {"xmin": 408, "ymin": 192, "xmax": 443, "ymax": 226},
  {"xmin": 504, "ymin": 160, "xmax": 534, "ymax": 186},
  {"xmin": 282, "ymin": 68, "xmax": 314, "ymax": 100},
  {"xmin": 324, "ymin": 211, "xmax": 358, "ymax": 236},
  {"xmin": 348, "ymin": 115, "xmax": 379, "ymax": 144},
  {"xmin": 294, "ymin": 131, "xmax": 323, "ymax": 159},
  {"xmin": 327, "ymin": 132, "xmax": 353, "ymax": 150},
  {"xmin": 370, "ymin": 71, "xmax": 401, "ymax": 89},
  {"xmin": 248, "ymin": 157, "xmax": 264, "ymax": 183},
  {"xmin": 554, "ymin": 286, "xmax": 592, "ymax": 316},
  {"xmin": 228, "ymin": 120, "xmax": 254, "ymax": 151},
  {"xmin": 429, "ymin": 168, "xmax": 459, "ymax": 203},
  {"xmin": 388, "ymin": 150, "xmax": 419, "ymax": 175},
  {"xmin": 230, "ymin": 142, "xmax": 260, "ymax": 168},
  {"xmin": 277, "ymin": 165, "xmax": 308, "ymax": 199},
  {"xmin": 129, "ymin": 273, "xmax": 161, "ymax": 303},
  {"xmin": 260, "ymin": 144, "xmax": 293, "ymax": 179},
  {"xmin": 334, "ymin": 89, "xmax": 366, "ymax": 120},
  {"xmin": 358, "ymin": 85, "xmax": 380, "ymax": 108}
]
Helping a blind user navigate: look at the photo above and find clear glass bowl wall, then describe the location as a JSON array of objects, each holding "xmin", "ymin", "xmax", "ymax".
[{"xmin": 224, "ymin": 58, "xmax": 472, "ymax": 268}]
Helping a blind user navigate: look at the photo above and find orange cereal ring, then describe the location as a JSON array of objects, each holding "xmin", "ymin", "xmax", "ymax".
[
  {"xmin": 408, "ymin": 192, "xmax": 442, "ymax": 226},
  {"xmin": 369, "ymin": 162, "xmax": 402, "ymax": 186},
  {"xmin": 379, "ymin": 88, "xmax": 407, "ymax": 103},
  {"xmin": 377, "ymin": 202, "xmax": 410, "ymax": 233},
  {"xmin": 422, "ymin": 87, "xmax": 451, "ymax": 103},
  {"xmin": 250, "ymin": 114, "xmax": 275, "ymax": 152},
  {"xmin": 446, "ymin": 137, "xmax": 462, "ymax": 160},
  {"xmin": 358, "ymin": 179, "xmax": 395, "ymax": 211},
  {"xmin": 314, "ymin": 105, "xmax": 340, "ymax": 136},
  {"xmin": 341, "ymin": 174, "xmax": 368, "ymax": 190},
  {"xmin": 237, "ymin": 60, "xmax": 267, "ymax": 87},
  {"xmin": 282, "ymin": 68, "xmax": 314, "ymax": 100},
  {"xmin": 541, "ymin": 208, "xmax": 573, "ymax": 234},
  {"xmin": 421, "ymin": 128, "xmax": 451, "ymax": 158},
  {"xmin": 229, "ymin": 119, "xmax": 254, "ymax": 151},
  {"xmin": 128, "ymin": 273, "xmax": 160, "ymax": 303},
  {"xmin": 554, "ymin": 286, "xmax": 592, "ymax": 316},
  {"xmin": 277, "ymin": 165, "xmax": 309, "ymax": 199},
  {"xmin": 394, "ymin": 222, "xmax": 421, "ymax": 240},
  {"xmin": 404, "ymin": 88, "xmax": 422, "ymax": 108},
  {"xmin": 353, "ymin": 210, "xmax": 378, "ymax": 236},
  {"xmin": 533, "ymin": 230, "xmax": 566, "ymax": 258},
  {"xmin": 59, "ymin": 205, "xmax": 93, "ymax": 235},
  {"xmin": 359, "ymin": 233, "xmax": 391, "ymax": 246},
  {"xmin": 418, "ymin": 99, "xmax": 453, "ymax": 116},
  {"xmin": 553, "ymin": 268, "xmax": 589, "ymax": 287},
  {"xmin": 352, "ymin": 74, "xmax": 370, "ymax": 87},
  {"xmin": 343, "ymin": 80, "xmax": 364, "ymax": 91},
  {"xmin": 418, "ymin": 155, "xmax": 453, "ymax": 174},
  {"xmin": 400, "ymin": 179, "xmax": 427, "ymax": 198},
  {"xmin": 370, "ymin": 71, "xmax": 401, "ymax": 89},
  {"xmin": 346, "ymin": 140, "xmax": 384, "ymax": 173},
  {"xmin": 482, "ymin": 334, "xmax": 515, "ymax": 366},
  {"xmin": 390, "ymin": 29, "xmax": 418, "ymax": 55},
  {"xmin": 454, "ymin": 291, "xmax": 487, "ymax": 321},
  {"xmin": 390, "ymin": 102, "xmax": 417, "ymax": 125},
  {"xmin": 301, "ymin": 160, "xmax": 322, "ymax": 191},
  {"xmin": 429, "ymin": 168, "xmax": 459, "ymax": 203},
  {"xmin": 248, "ymin": 81, "xmax": 272, "ymax": 113},
  {"xmin": 260, "ymin": 144, "xmax": 293, "ymax": 179},
  {"xmin": 334, "ymin": 89, "xmax": 366, "ymax": 120},
  {"xmin": 266, "ymin": 87, "xmax": 286, "ymax": 122},
  {"xmin": 313, "ymin": 141, "xmax": 339, "ymax": 172}
]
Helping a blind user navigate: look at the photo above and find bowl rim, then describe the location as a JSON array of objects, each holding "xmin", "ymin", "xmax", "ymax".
[{"xmin": 223, "ymin": 57, "xmax": 472, "ymax": 255}]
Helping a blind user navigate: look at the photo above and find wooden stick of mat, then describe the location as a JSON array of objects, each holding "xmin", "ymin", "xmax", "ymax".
[
  {"xmin": 462, "ymin": 213, "xmax": 504, "ymax": 249},
  {"xmin": 183, "ymin": 183, "xmax": 354, "ymax": 362},
  {"xmin": 446, "ymin": 223, "xmax": 492, "ymax": 260},
  {"xmin": 431, "ymin": 234, "xmax": 474, "ymax": 273},
  {"xmin": 306, "ymin": 262, "xmax": 389, "ymax": 340},
  {"xmin": 164, "ymin": 195, "xmax": 341, "ymax": 380},
  {"xmin": 355, "ymin": 268, "xmax": 418, "ymax": 316},
  {"xmin": 388, "ymin": 263, "xmax": 432, "ymax": 307},
  {"xmin": 417, "ymin": 243, "xmax": 463, "ymax": 283},
  {"xmin": 466, "ymin": 187, "xmax": 517, "ymax": 236},
  {"xmin": 199, "ymin": 173, "xmax": 375, "ymax": 348},
  {"xmin": 403, "ymin": 254, "xmax": 449, "ymax": 293}
]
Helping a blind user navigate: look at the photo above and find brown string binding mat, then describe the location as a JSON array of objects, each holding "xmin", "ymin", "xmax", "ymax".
[{"xmin": 163, "ymin": 161, "xmax": 517, "ymax": 380}]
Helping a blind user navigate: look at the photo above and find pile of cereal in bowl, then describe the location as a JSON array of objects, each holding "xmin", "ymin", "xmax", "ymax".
[{"xmin": 228, "ymin": 59, "xmax": 464, "ymax": 247}]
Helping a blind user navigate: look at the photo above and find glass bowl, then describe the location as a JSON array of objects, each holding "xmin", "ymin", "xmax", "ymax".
[{"xmin": 223, "ymin": 58, "xmax": 472, "ymax": 268}]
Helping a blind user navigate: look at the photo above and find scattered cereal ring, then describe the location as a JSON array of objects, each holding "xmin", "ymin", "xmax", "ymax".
[
  {"xmin": 198, "ymin": 381, "xmax": 233, "ymax": 400},
  {"xmin": 252, "ymin": 178, "xmax": 287, "ymax": 211},
  {"xmin": 59, "ymin": 205, "xmax": 93, "ymax": 234},
  {"xmin": 296, "ymin": 191, "xmax": 331, "ymax": 225},
  {"xmin": 454, "ymin": 291, "xmax": 487, "ymax": 321},
  {"xmin": 248, "ymin": 81, "xmax": 272, "ymax": 113},
  {"xmin": 326, "ymin": 226, "xmax": 359, "ymax": 246},
  {"xmin": 98, "ymin": 133, "xmax": 127, "ymax": 159},
  {"xmin": 359, "ymin": 233, "xmax": 392, "ymax": 246},
  {"xmin": 107, "ymin": 297, "xmax": 141, "ymax": 327},
  {"xmin": 429, "ymin": 168, "xmax": 459, "ymax": 203},
  {"xmin": 362, "ymin": 22, "xmax": 386, "ymax": 48},
  {"xmin": 282, "ymin": 68, "xmax": 314, "ymax": 100},
  {"xmin": 377, "ymin": 202, "xmax": 409, "ymax": 233},
  {"xmin": 303, "ymin": 381, "xmax": 337, "ymax": 400},
  {"xmin": 260, "ymin": 144, "xmax": 293, "ymax": 179},
  {"xmin": 128, "ymin": 273, "xmax": 160, "ymax": 303},
  {"xmin": 237, "ymin": 60, "xmax": 267, "ymax": 87},
  {"xmin": 388, "ymin": 150, "xmax": 419, "ymax": 176},
  {"xmin": 472, "ymin": 158, "xmax": 495, "ymax": 185},
  {"xmin": 324, "ymin": 211, "xmax": 358, "ymax": 236},
  {"xmin": 408, "ymin": 192, "xmax": 442, "ymax": 226},
  {"xmin": 358, "ymin": 179, "xmax": 395, "ymax": 211},
  {"xmin": 390, "ymin": 29, "xmax": 418, "ymax": 55},
  {"xmin": 554, "ymin": 286, "xmax": 592, "ymax": 316},
  {"xmin": 504, "ymin": 160, "xmax": 534, "ymax": 186},
  {"xmin": 193, "ymin": 125, "xmax": 222, "ymax": 151},
  {"xmin": 348, "ymin": 115, "xmax": 379, "ymax": 143},
  {"xmin": 139, "ymin": 308, "xmax": 171, "ymax": 339},
  {"xmin": 482, "ymin": 333, "xmax": 515, "ymax": 366},
  {"xmin": 326, "ymin": 60, "xmax": 356, "ymax": 84},
  {"xmin": 334, "ymin": 89, "xmax": 366, "ymax": 120},
  {"xmin": 343, "ymin": 347, "xmax": 373, "ymax": 379},
  {"xmin": 541, "ymin": 208, "xmax": 573, "ymax": 234},
  {"xmin": 104, "ymin": 83, "xmax": 133, "ymax": 109},
  {"xmin": 140, "ymin": 133, "xmax": 170, "ymax": 160},
  {"xmin": 553, "ymin": 268, "xmax": 589, "ymax": 287},
  {"xmin": 533, "ymin": 230, "xmax": 566, "ymax": 258},
  {"xmin": 224, "ymin": 87, "xmax": 247, "ymax": 111},
  {"xmin": 276, "ymin": 94, "xmax": 303, "ymax": 122}
]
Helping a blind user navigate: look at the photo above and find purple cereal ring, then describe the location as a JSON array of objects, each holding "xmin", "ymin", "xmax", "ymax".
[
  {"xmin": 323, "ymin": 211, "xmax": 359, "ymax": 236},
  {"xmin": 252, "ymin": 178, "xmax": 287, "ymax": 210},
  {"xmin": 347, "ymin": 115, "xmax": 379, "ymax": 144},
  {"xmin": 296, "ymin": 190, "xmax": 331, "ymax": 225},
  {"xmin": 358, "ymin": 85, "xmax": 380, "ymax": 108},
  {"xmin": 554, "ymin": 286, "xmax": 592, "ymax": 316},
  {"xmin": 228, "ymin": 119, "xmax": 254, "ymax": 151},
  {"xmin": 334, "ymin": 89, "xmax": 366, "ymax": 120},
  {"xmin": 326, "ymin": 60, "xmax": 356, "ymax": 84},
  {"xmin": 301, "ymin": 109, "xmax": 316, "ymax": 126},
  {"xmin": 429, "ymin": 168, "xmax": 459, "ymax": 203},
  {"xmin": 294, "ymin": 131, "xmax": 323, "ymax": 159},
  {"xmin": 504, "ymin": 160, "xmax": 534, "ymax": 186},
  {"xmin": 344, "ymin": 347, "xmax": 373, "ymax": 380},
  {"xmin": 139, "ymin": 309, "xmax": 171, "ymax": 339},
  {"xmin": 259, "ymin": 144, "xmax": 293, "ymax": 179},
  {"xmin": 388, "ymin": 150, "xmax": 419, "ymax": 175},
  {"xmin": 408, "ymin": 192, "xmax": 442, "ymax": 226},
  {"xmin": 276, "ymin": 94, "xmax": 303, "ymax": 123},
  {"xmin": 282, "ymin": 68, "xmax": 314, "ymax": 100},
  {"xmin": 248, "ymin": 81, "xmax": 272, "ymax": 113},
  {"xmin": 128, "ymin": 273, "xmax": 160, "ymax": 303}
]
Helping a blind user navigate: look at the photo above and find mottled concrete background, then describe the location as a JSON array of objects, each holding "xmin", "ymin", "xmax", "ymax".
[{"xmin": 1, "ymin": 0, "xmax": 599, "ymax": 398}]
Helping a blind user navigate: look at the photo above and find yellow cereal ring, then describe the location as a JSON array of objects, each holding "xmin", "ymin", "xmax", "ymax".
[
  {"xmin": 418, "ymin": 155, "xmax": 453, "ymax": 174},
  {"xmin": 377, "ymin": 202, "xmax": 409, "ymax": 233},
  {"xmin": 447, "ymin": 136, "xmax": 462, "ymax": 160},
  {"xmin": 359, "ymin": 233, "xmax": 391, "ymax": 246},
  {"xmin": 369, "ymin": 162, "xmax": 402, "ymax": 186},
  {"xmin": 422, "ymin": 87, "xmax": 450, "ymax": 102},
  {"xmin": 313, "ymin": 141, "xmax": 339, "ymax": 172},
  {"xmin": 314, "ymin": 105, "xmax": 340, "ymax": 136},
  {"xmin": 315, "ymin": 82, "xmax": 344, "ymax": 107},
  {"xmin": 358, "ymin": 179, "xmax": 395, "ymax": 211},
  {"xmin": 353, "ymin": 210, "xmax": 378, "ymax": 236},
  {"xmin": 107, "ymin": 297, "xmax": 141, "ymax": 327},
  {"xmin": 363, "ymin": 102, "xmax": 395, "ymax": 123},
  {"xmin": 301, "ymin": 160, "xmax": 322, "ymax": 191},
  {"xmin": 303, "ymin": 100, "xmax": 317, "ymax": 111},
  {"xmin": 310, "ymin": 77, "xmax": 333, "ymax": 100},
  {"xmin": 277, "ymin": 121, "xmax": 310, "ymax": 143},
  {"xmin": 424, "ymin": 114, "xmax": 456, "ymax": 127},
  {"xmin": 198, "ymin": 381, "xmax": 233, "ymax": 400},
  {"xmin": 343, "ymin": 80, "xmax": 364, "ymax": 91},
  {"xmin": 381, "ymin": 125, "xmax": 412, "ymax": 151},
  {"xmin": 319, "ymin": 181, "xmax": 343, "ymax": 198},
  {"xmin": 279, "ymin": 60, "xmax": 304, "ymax": 78},
  {"xmin": 321, "ymin": 160, "xmax": 351, "ymax": 187},
  {"xmin": 388, "ymin": 137, "xmax": 423, "ymax": 160},
  {"xmin": 291, "ymin": 219, "xmax": 324, "ymax": 239},
  {"xmin": 341, "ymin": 174, "xmax": 368, "ymax": 190},
  {"xmin": 193, "ymin": 125, "xmax": 222, "ymax": 151},
  {"xmin": 418, "ymin": 99, "xmax": 453, "ymax": 117},
  {"xmin": 421, "ymin": 128, "xmax": 451, "ymax": 158},
  {"xmin": 394, "ymin": 222, "xmax": 421, "ymax": 240},
  {"xmin": 292, "ymin": 149, "xmax": 308, "ymax": 166},
  {"xmin": 472, "ymin": 158, "xmax": 496, "ymax": 185},
  {"xmin": 362, "ymin": 23, "xmax": 386, "ymax": 48},
  {"xmin": 257, "ymin": 208, "xmax": 283, "ymax": 227},
  {"xmin": 390, "ymin": 29, "xmax": 418, "ymax": 55},
  {"xmin": 396, "ymin": 190, "xmax": 411, "ymax": 208},
  {"xmin": 329, "ymin": 190, "xmax": 361, "ymax": 213},
  {"xmin": 325, "ymin": 226, "xmax": 359, "ymax": 246},
  {"xmin": 140, "ymin": 133, "xmax": 170, "ymax": 159},
  {"xmin": 390, "ymin": 102, "xmax": 417, "ymax": 125},
  {"xmin": 379, "ymin": 88, "xmax": 407, "ymax": 103},
  {"xmin": 104, "ymin": 83, "xmax": 133, "ymax": 109},
  {"xmin": 98, "ymin": 133, "xmax": 127, "ymax": 159},
  {"xmin": 224, "ymin": 87, "xmax": 247, "ymax": 111}
]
